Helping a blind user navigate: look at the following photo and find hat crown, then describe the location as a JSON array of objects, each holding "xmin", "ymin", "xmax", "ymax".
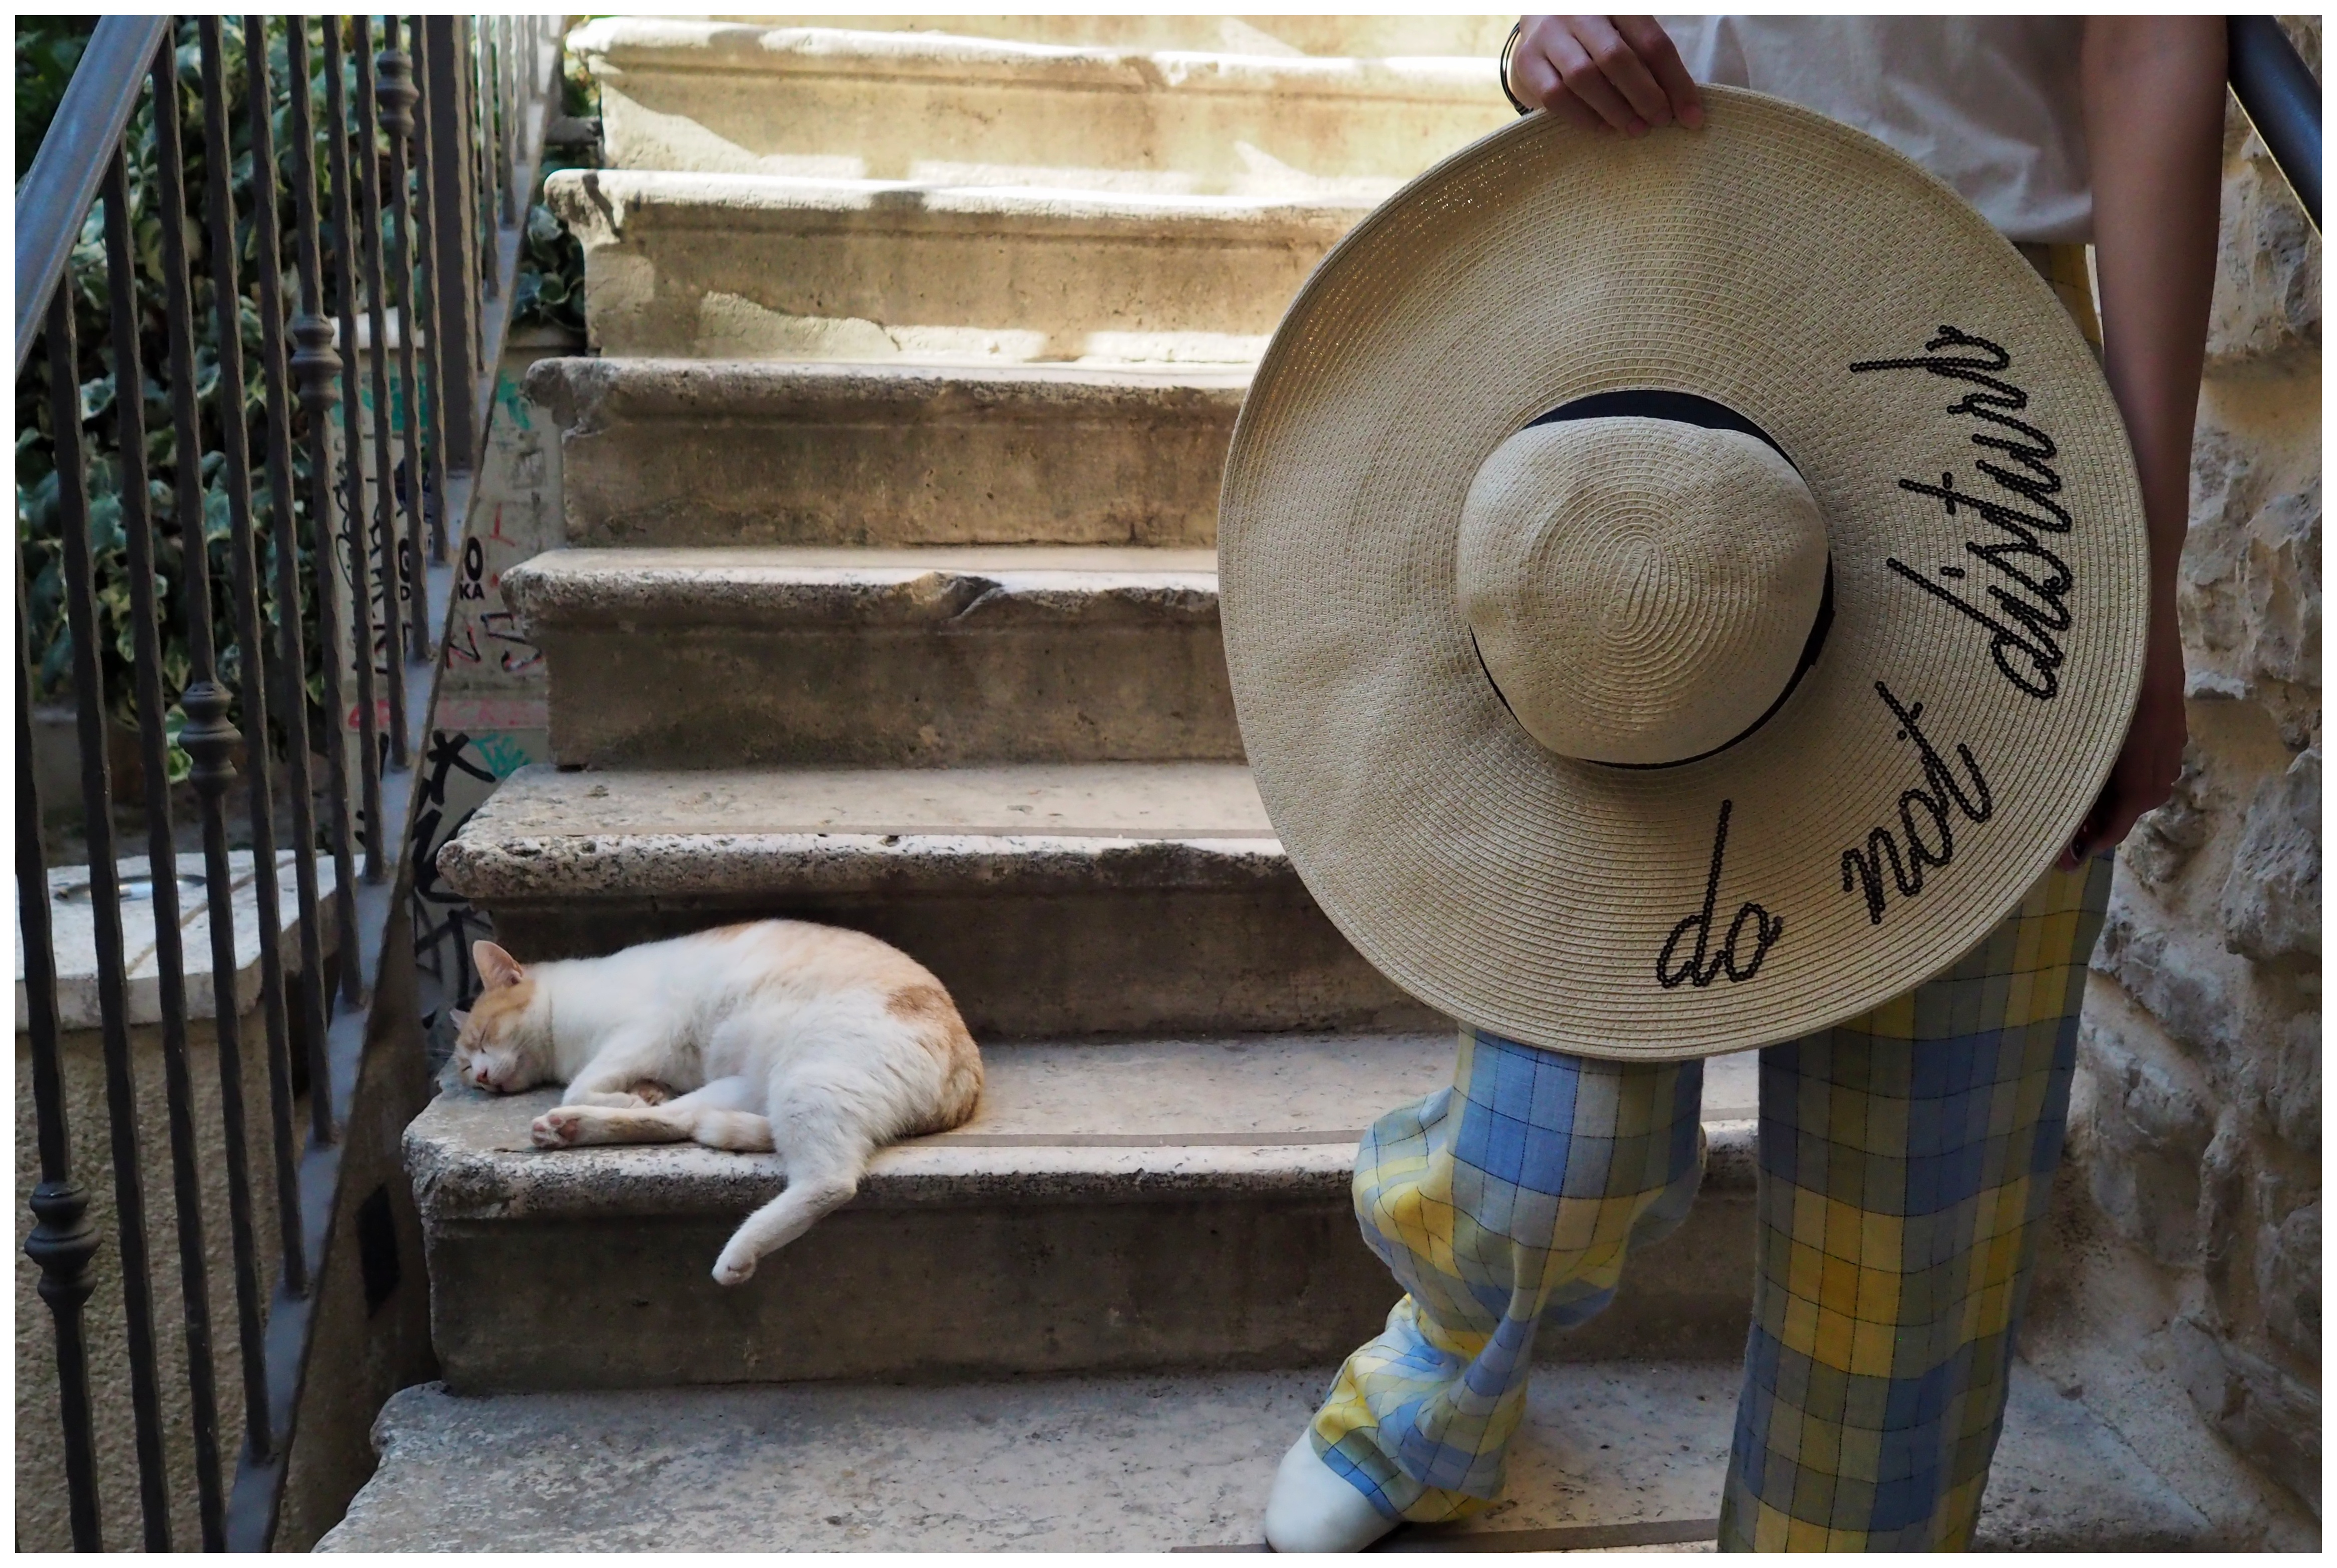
[{"xmin": 1456, "ymin": 417, "xmax": 1830, "ymax": 765}]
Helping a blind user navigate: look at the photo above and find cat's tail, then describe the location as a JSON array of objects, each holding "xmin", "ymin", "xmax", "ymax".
[{"xmin": 710, "ymin": 1121, "xmax": 874, "ymax": 1287}]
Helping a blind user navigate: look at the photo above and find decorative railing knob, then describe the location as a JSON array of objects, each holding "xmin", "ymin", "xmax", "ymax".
[
  {"xmin": 179, "ymin": 679, "xmax": 240, "ymax": 796},
  {"xmin": 375, "ymin": 45, "xmax": 419, "ymax": 141},
  {"xmin": 26, "ymin": 1180, "xmax": 100, "ymax": 1311},
  {"xmin": 289, "ymin": 313, "xmax": 341, "ymax": 420}
]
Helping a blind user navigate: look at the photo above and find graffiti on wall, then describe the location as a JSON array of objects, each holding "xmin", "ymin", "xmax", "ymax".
[
  {"xmin": 391, "ymin": 338, "xmax": 573, "ymax": 1059},
  {"xmin": 409, "ymin": 722, "xmax": 543, "ymax": 1065}
]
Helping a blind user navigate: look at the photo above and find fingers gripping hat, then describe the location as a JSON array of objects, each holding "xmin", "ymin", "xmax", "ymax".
[{"xmin": 1218, "ymin": 88, "xmax": 2150, "ymax": 1061}]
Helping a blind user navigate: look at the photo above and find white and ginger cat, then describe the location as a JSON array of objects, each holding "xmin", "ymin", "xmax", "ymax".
[{"xmin": 449, "ymin": 920, "xmax": 981, "ymax": 1286}]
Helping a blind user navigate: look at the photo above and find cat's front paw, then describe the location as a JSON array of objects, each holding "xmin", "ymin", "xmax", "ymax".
[
  {"xmin": 531, "ymin": 1107, "xmax": 587, "ymax": 1148},
  {"xmin": 629, "ymin": 1079, "xmax": 672, "ymax": 1106},
  {"xmin": 711, "ymin": 1246, "xmax": 757, "ymax": 1287}
]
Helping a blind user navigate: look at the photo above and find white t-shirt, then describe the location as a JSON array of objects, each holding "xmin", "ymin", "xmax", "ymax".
[{"xmin": 1656, "ymin": 17, "xmax": 2092, "ymax": 243}]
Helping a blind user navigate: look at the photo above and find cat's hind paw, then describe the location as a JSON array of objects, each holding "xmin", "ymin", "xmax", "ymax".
[
  {"xmin": 711, "ymin": 1247, "xmax": 757, "ymax": 1287},
  {"xmin": 531, "ymin": 1107, "xmax": 588, "ymax": 1148}
]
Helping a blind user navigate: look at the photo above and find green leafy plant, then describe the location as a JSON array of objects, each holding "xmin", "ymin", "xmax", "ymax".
[
  {"xmin": 16, "ymin": 18, "xmax": 427, "ymax": 777},
  {"xmin": 510, "ymin": 41, "xmax": 596, "ymax": 334}
]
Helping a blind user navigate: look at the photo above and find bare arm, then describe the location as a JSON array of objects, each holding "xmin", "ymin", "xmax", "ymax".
[{"xmin": 2063, "ymin": 16, "xmax": 2226, "ymax": 865}]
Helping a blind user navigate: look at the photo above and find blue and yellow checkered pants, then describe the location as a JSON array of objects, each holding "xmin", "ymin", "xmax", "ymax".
[{"xmin": 1308, "ymin": 856, "xmax": 2113, "ymax": 1550}]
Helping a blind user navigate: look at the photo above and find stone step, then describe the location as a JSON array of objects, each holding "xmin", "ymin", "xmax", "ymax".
[
  {"xmin": 436, "ymin": 762, "xmax": 1428, "ymax": 1039},
  {"xmin": 689, "ymin": 15, "xmax": 1520, "ymax": 60},
  {"xmin": 504, "ymin": 546, "xmax": 1235, "ymax": 769},
  {"xmin": 543, "ymin": 169, "xmax": 1369, "ymax": 362},
  {"xmin": 525, "ymin": 357, "xmax": 1243, "ymax": 549},
  {"xmin": 572, "ymin": 20, "xmax": 1511, "ymax": 196},
  {"xmin": 321, "ymin": 1355, "xmax": 2214, "ymax": 1550},
  {"xmin": 403, "ymin": 1032, "xmax": 1765, "ymax": 1392}
]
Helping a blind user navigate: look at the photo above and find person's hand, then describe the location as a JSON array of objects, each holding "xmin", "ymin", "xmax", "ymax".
[
  {"xmin": 1506, "ymin": 17, "xmax": 1703, "ymax": 135},
  {"xmin": 2061, "ymin": 605, "xmax": 2188, "ymax": 868}
]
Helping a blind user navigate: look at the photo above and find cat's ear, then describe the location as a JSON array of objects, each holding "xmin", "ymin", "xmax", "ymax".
[
  {"xmin": 448, "ymin": 1009, "xmax": 471, "ymax": 1031},
  {"xmin": 473, "ymin": 941, "xmax": 526, "ymax": 990}
]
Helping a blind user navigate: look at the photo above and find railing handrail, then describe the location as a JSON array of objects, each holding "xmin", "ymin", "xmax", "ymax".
[
  {"xmin": 14, "ymin": 16, "xmax": 171, "ymax": 377},
  {"xmin": 2229, "ymin": 16, "xmax": 2322, "ymax": 233}
]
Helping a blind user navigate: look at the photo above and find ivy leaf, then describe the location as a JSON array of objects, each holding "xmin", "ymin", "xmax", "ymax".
[
  {"xmin": 78, "ymin": 373, "xmax": 116, "ymax": 424},
  {"xmin": 203, "ymin": 483, "xmax": 234, "ymax": 543},
  {"xmin": 87, "ymin": 491, "xmax": 126, "ymax": 554}
]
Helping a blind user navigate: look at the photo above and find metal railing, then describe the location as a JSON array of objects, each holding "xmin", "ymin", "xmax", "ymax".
[
  {"xmin": 2230, "ymin": 16, "xmax": 2322, "ymax": 232},
  {"xmin": 16, "ymin": 16, "xmax": 559, "ymax": 1550}
]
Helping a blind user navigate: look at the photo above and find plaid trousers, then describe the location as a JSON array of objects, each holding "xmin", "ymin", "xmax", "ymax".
[{"xmin": 1308, "ymin": 854, "xmax": 2113, "ymax": 1549}]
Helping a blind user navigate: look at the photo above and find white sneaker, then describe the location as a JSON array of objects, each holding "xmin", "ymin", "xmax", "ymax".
[{"xmin": 1262, "ymin": 1434, "xmax": 1398, "ymax": 1552}]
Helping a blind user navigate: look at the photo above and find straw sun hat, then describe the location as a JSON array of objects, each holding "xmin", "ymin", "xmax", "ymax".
[{"xmin": 1219, "ymin": 87, "xmax": 2149, "ymax": 1060}]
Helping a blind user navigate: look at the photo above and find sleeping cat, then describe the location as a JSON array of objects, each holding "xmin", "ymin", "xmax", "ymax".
[{"xmin": 448, "ymin": 920, "xmax": 982, "ymax": 1286}]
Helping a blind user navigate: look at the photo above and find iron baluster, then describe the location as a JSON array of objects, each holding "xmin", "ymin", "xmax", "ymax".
[
  {"xmin": 375, "ymin": 21, "xmax": 437, "ymax": 629},
  {"xmin": 244, "ymin": 16, "xmax": 337, "ymax": 1150},
  {"xmin": 405, "ymin": 18, "xmax": 453, "ymax": 562},
  {"xmin": 103, "ymin": 146, "xmax": 230, "ymax": 1550},
  {"xmin": 287, "ymin": 16, "xmax": 365, "ymax": 1018},
  {"xmin": 424, "ymin": 17, "xmax": 481, "ymax": 476},
  {"xmin": 469, "ymin": 15, "xmax": 497, "ymax": 335},
  {"xmin": 198, "ymin": 17, "xmax": 310, "ymax": 1309},
  {"xmin": 496, "ymin": 18, "xmax": 519, "ymax": 227},
  {"xmin": 323, "ymin": 16, "xmax": 391, "ymax": 867},
  {"xmin": 150, "ymin": 31, "xmax": 276, "ymax": 1466},
  {"xmin": 477, "ymin": 17, "xmax": 502, "ymax": 306},
  {"xmin": 351, "ymin": 16, "xmax": 413, "ymax": 757},
  {"xmin": 19, "ymin": 476, "xmax": 106, "ymax": 1558},
  {"xmin": 47, "ymin": 280, "xmax": 176, "ymax": 1550}
]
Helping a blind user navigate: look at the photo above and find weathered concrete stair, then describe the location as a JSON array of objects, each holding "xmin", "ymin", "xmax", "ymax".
[
  {"xmin": 407, "ymin": 1035, "xmax": 1763, "ymax": 1392},
  {"xmin": 525, "ymin": 357, "xmax": 1244, "ymax": 548},
  {"xmin": 544, "ymin": 168, "xmax": 1369, "ymax": 361},
  {"xmin": 503, "ymin": 546, "xmax": 1232, "ymax": 768},
  {"xmin": 700, "ymin": 15, "xmax": 1521, "ymax": 58},
  {"xmin": 437, "ymin": 762, "xmax": 1432, "ymax": 1038},
  {"xmin": 323, "ymin": 1357, "xmax": 2216, "ymax": 1551},
  {"xmin": 572, "ymin": 19, "xmax": 1511, "ymax": 195}
]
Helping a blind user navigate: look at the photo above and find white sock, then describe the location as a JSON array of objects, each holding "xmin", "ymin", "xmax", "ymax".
[{"xmin": 1262, "ymin": 1434, "xmax": 1398, "ymax": 1552}]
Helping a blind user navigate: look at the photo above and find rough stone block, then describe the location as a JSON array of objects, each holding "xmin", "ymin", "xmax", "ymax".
[
  {"xmin": 437, "ymin": 763, "xmax": 1436, "ymax": 1038},
  {"xmin": 2218, "ymin": 746, "xmax": 2320, "ymax": 965},
  {"xmin": 500, "ymin": 547, "xmax": 1240, "ymax": 768},
  {"xmin": 405, "ymin": 1038, "xmax": 1766, "ymax": 1390},
  {"xmin": 2169, "ymin": 1314, "xmax": 2322, "ymax": 1514},
  {"xmin": 524, "ymin": 357, "xmax": 1243, "ymax": 550},
  {"xmin": 2205, "ymin": 132, "xmax": 2321, "ymax": 372},
  {"xmin": 2122, "ymin": 752, "xmax": 2213, "ymax": 888},
  {"xmin": 2093, "ymin": 895, "xmax": 2239, "ymax": 1061},
  {"xmin": 587, "ymin": 15, "xmax": 1522, "ymax": 57},
  {"xmin": 2256, "ymin": 1200, "xmax": 2321, "ymax": 1360},
  {"xmin": 2076, "ymin": 1005, "xmax": 2215, "ymax": 1266},
  {"xmin": 569, "ymin": 20, "xmax": 1512, "ymax": 195},
  {"xmin": 2265, "ymin": 1010, "xmax": 2321, "ymax": 1153},
  {"xmin": 544, "ymin": 169, "xmax": 1365, "ymax": 362},
  {"xmin": 2182, "ymin": 426, "xmax": 2320, "ymax": 700},
  {"xmin": 319, "ymin": 1357, "xmax": 2218, "ymax": 1551}
]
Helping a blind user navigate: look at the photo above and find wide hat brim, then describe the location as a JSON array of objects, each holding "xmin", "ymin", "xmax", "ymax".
[{"xmin": 1219, "ymin": 88, "xmax": 2149, "ymax": 1061}]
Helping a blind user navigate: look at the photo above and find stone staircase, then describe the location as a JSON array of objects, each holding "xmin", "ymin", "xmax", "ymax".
[{"xmin": 325, "ymin": 17, "xmax": 2220, "ymax": 1549}]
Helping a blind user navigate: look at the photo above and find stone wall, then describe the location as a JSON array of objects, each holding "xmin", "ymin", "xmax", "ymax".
[{"xmin": 2035, "ymin": 19, "xmax": 2320, "ymax": 1545}]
